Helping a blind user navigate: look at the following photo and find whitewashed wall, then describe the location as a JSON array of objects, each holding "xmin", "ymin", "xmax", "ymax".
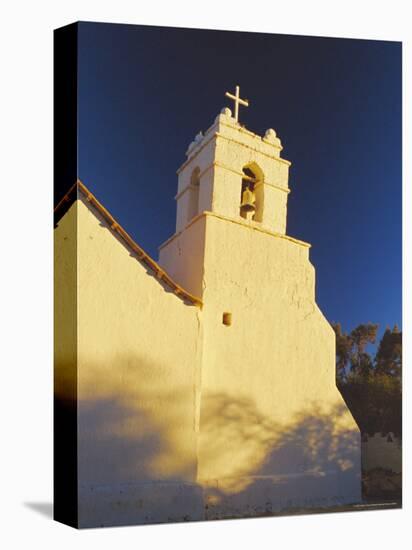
[
  {"xmin": 56, "ymin": 200, "xmax": 205, "ymax": 527},
  {"xmin": 362, "ymin": 433, "xmax": 402, "ymax": 473}
]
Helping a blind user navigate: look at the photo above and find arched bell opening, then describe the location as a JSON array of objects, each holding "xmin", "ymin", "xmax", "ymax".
[
  {"xmin": 240, "ymin": 164, "xmax": 264, "ymax": 221},
  {"xmin": 187, "ymin": 167, "xmax": 200, "ymax": 222}
]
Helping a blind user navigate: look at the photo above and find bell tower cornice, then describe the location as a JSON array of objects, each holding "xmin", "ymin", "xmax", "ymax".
[{"xmin": 177, "ymin": 109, "xmax": 291, "ymax": 175}]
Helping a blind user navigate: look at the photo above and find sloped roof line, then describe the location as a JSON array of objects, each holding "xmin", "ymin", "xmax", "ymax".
[{"xmin": 54, "ymin": 179, "xmax": 203, "ymax": 308}]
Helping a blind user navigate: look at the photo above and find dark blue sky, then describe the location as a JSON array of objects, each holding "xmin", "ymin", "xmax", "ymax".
[{"xmin": 77, "ymin": 22, "xmax": 401, "ymax": 338}]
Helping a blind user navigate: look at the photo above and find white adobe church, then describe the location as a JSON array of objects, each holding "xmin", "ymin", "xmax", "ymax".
[{"xmin": 55, "ymin": 87, "xmax": 361, "ymax": 527}]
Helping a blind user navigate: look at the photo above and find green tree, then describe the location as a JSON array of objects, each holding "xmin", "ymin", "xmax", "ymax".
[
  {"xmin": 348, "ymin": 323, "xmax": 379, "ymax": 378},
  {"xmin": 332, "ymin": 322, "xmax": 402, "ymax": 437},
  {"xmin": 375, "ymin": 325, "xmax": 402, "ymax": 378},
  {"xmin": 332, "ymin": 322, "xmax": 352, "ymax": 382},
  {"xmin": 331, "ymin": 322, "xmax": 378, "ymax": 381}
]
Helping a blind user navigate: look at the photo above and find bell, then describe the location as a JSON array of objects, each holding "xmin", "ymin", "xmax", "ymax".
[{"xmin": 240, "ymin": 186, "xmax": 256, "ymax": 212}]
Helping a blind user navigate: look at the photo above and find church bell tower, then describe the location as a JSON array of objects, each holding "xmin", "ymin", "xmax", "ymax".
[
  {"xmin": 174, "ymin": 87, "xmax": 291, "ymax": 235},
  {"xmin": 158, "ymin": 86, "xmax": 294, "ymax": 298},
  {"xmin": 157, "ymin": 90, "xmax": 360, "ymax": 508}
]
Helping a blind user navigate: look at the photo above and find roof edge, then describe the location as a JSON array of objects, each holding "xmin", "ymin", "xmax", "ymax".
[{"xmin": 54, "ymin": 180, "xmax": 203, "ymax": 308}]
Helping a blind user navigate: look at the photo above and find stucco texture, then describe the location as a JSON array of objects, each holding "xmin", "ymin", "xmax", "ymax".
[
  {"xmin": 55, "ymin": 111, "xmax": 361, "ymax": 527},
  {"xmin": 196, "ymin": 214, "xmax": 361, "ymax": 516},
  {"xmin": 56, "ymin": 199, "xmax": 204, "ymax": 526},
  {"xmin": 161, "ymin": 111, "xmax": 361, "ymax": 518}
]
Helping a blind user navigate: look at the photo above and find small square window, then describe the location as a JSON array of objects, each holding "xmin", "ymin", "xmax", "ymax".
[{"xmin": 222, "ymin": 312, "xmax": 232, "ymax": 326}]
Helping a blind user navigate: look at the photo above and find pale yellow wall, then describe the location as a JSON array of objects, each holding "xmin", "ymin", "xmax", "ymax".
[
  {"xmin": 54, "ymin": 203, "xmax": 79, "ymax": 524},
  {"xmin": 160, "ymin": 110, "xmax": 362, "ymax": 515},
  {"xmin": 161, "ymin": 208, "xmax": 361, "ymax": 515},
  {"xmin": 197, "ymin": 214, "xmax": 361, "ymax": 507},
  {"xmin": 159, "ymin": 214, "xmax": 207, "ymax": 299},
  {"xmin": 70, "ymin": 198, "xmax": 204, "ymax": 526},
  {"xmin": 54, "ymin": 202, "xmax": 77, "ymax": 401},
  {"xmin": 55, "ymin": 108, "xmax": 362, "ymax": 525}
]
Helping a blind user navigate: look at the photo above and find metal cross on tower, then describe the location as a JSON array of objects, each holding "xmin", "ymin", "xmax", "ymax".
[{"xmin": 225, "ymin": 85, "xmax": 249, "ymax": 123}]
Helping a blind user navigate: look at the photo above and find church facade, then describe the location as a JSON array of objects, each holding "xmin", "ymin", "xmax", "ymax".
[{"xmin": 54, "ymin": 100, "xmax": 361, "ymax": 528}]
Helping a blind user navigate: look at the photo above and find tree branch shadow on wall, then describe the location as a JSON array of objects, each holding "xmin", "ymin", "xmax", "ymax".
[
  {"xmin": 73, "ymin": 355, "xmax": 199, "ymax": 485},
  {"xmin": 56, "ymin": 354, "xmax": 361, "ymax": 525},
  {"xmin": 198, "ymin": 393, "xmax": 361, "ymax": 519}
]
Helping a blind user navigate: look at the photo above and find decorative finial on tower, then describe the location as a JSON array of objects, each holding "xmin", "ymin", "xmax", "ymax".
[
  {"xmin": 221, "ymin": 107, "xmax": 232, "ymax": 117},
  {"xmin": 225, "ymin": 85, "xmax": 249, "ymax": 123},
  {"xmin": 263, "ymin": 128, "xmax": 282, "ymax": 150}
]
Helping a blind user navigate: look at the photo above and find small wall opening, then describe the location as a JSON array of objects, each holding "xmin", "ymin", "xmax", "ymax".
[
  {"xmin": 187, "ymin": 167, "xmax": 200, "ymax": 222},
  {"xmin": 222, "ymin": 312, "xmax": 232, "ymax": 326},
  {"xmin": 240, "ymin": 164, "xmax": 263, "ymax": 222}
]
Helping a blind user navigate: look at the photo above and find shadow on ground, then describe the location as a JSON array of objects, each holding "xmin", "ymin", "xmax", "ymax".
[{"xmin": 24, "ymin": 502, "xmax": 53, "ymax": 519}]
